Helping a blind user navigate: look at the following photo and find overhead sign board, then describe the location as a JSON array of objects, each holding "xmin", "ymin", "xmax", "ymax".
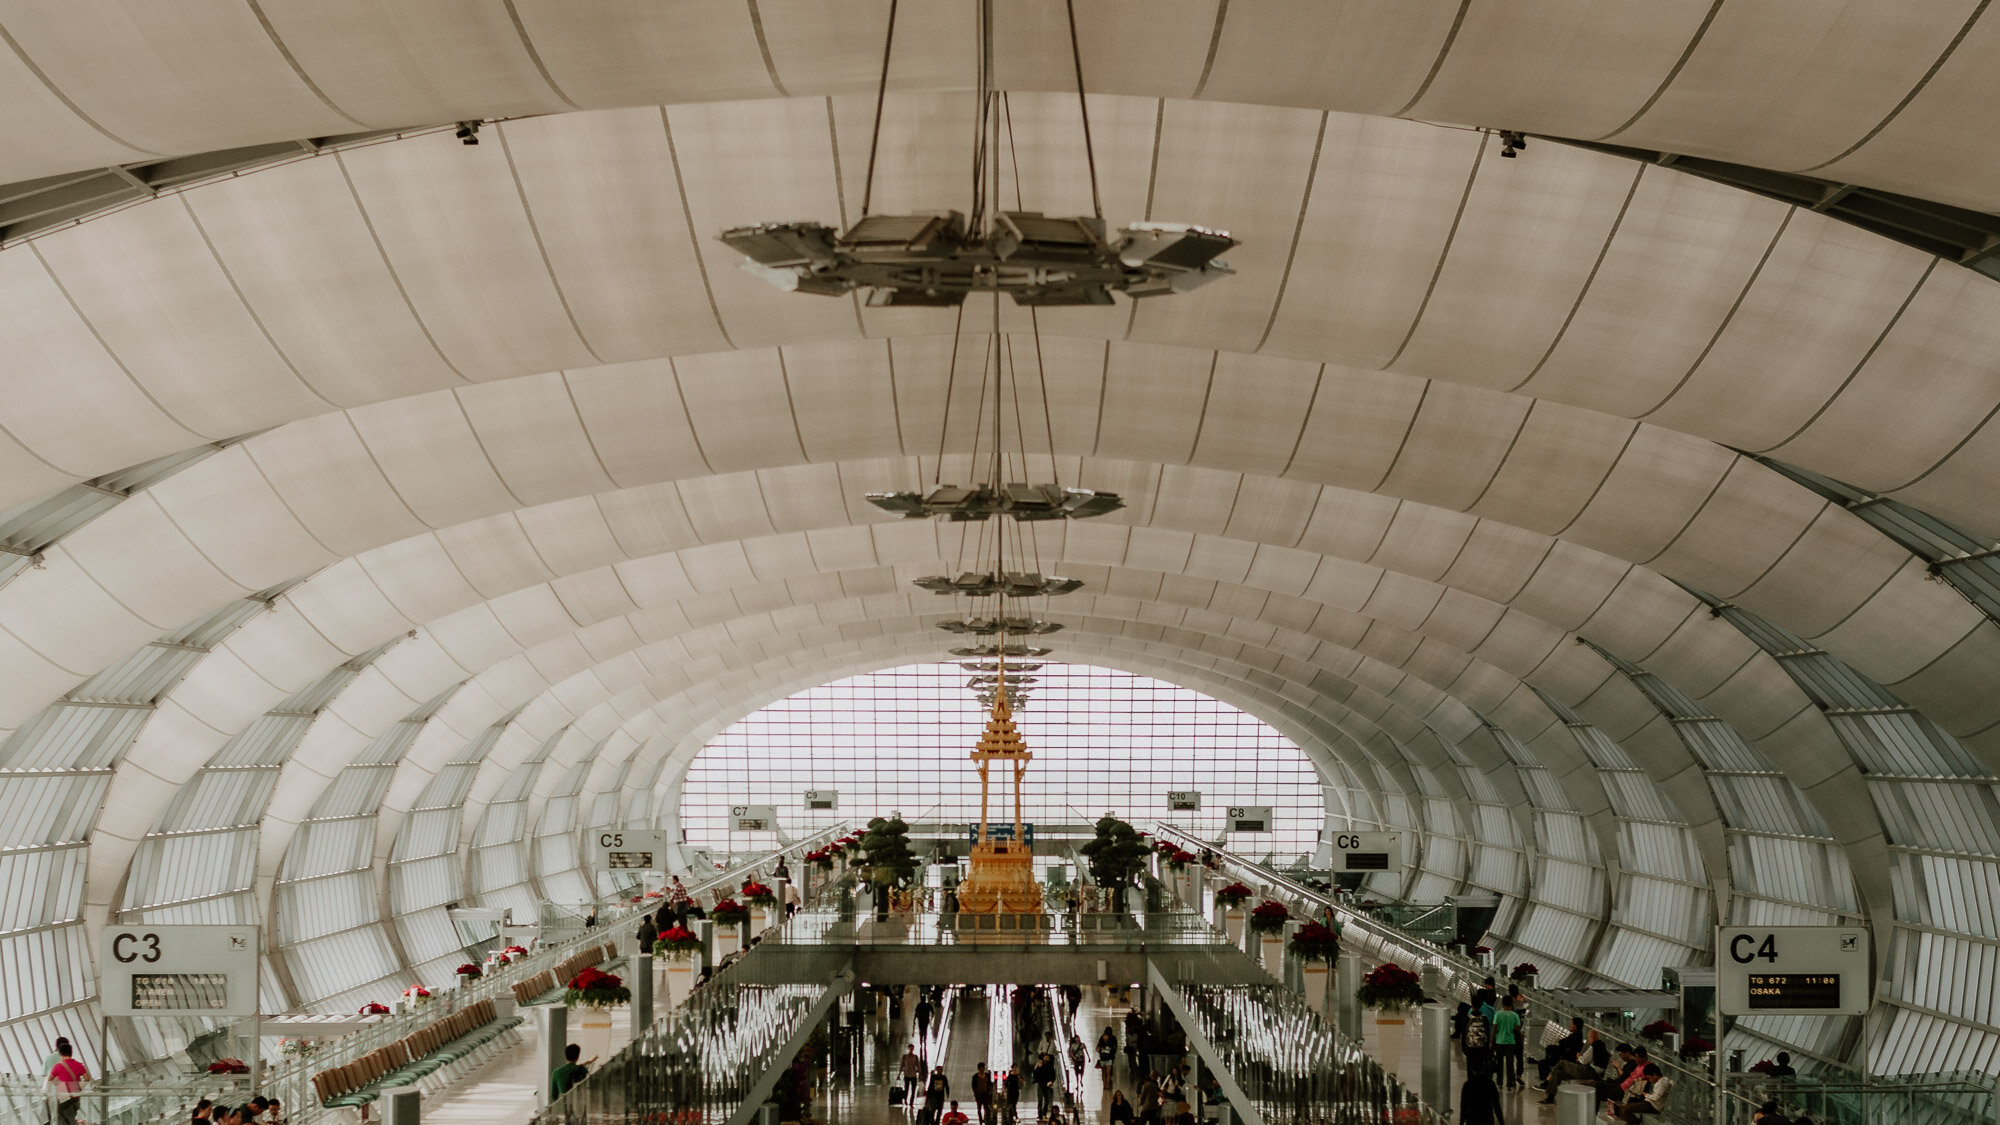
[
  {"xmin": 803, "ymin": 790, "xmax": 838, "ymax": 811},
  {"xmin": 1166, "ymin": 791, "xmax": 1201, "ymax": 811},
  {"xmin": 730, "ymin": 804, "xmax": 780, "ymax": 831},
  {"xmin": 102, "ymin": 925, "xmax": 259, "ymax": 1017},
  {"xmin": 1330, "ymin": 831, "xmax": 1402, "ymax": 874},
  {"xmin": 595, "ymin": 829, "xmax": 671, "ymax": 871},
  {"xmin": 1716, "ymin": 926, "xmax": 1870, "ymax": 1016},
  {"xmin": 1226, "ymin": 806, "xmax": 1272, "ymax": 832}
]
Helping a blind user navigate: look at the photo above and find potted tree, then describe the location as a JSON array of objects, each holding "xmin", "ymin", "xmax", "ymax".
[
  {"xmin": 859, "ymin": 816, "xmax": 919, "ymax": 920},
  {"xmin": 1080, "ymin": 816, "xmax": 1151, "ymax": 913}
]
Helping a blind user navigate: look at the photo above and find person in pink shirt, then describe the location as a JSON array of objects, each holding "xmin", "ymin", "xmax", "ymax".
[{"xmin": 46, "ymin": 1040, "xmax": 89, "ymax": 1125}]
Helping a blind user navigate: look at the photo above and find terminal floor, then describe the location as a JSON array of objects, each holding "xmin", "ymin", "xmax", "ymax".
[{"xmin": 415, "ymin": 984, "xmax": 1567, "ymax": 1125}]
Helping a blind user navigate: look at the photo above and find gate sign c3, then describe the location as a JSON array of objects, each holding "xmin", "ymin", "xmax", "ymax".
[
  {"xmin": 1330, "ymin": 831, "xmax": 1402, "ymax": 875},
  {"xmin": 1716, "ymin": 926, "xmax": 1870, "ymax": 1016},
  {"xmin": 101, "ymin": 925, "xmax": 260, "ymax": 1017},
  {"xmin": 596, "ymin": 829, "xmax": 671, "ymax": 871}
]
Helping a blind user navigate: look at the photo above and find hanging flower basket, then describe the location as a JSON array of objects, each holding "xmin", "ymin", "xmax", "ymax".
[
  {"xmin": 1748, "ymin": 1059, "xmax": 1777, "ymax": 1075},
  {"xmin": 565, "ymin": 966, "xmax": 632, "ymax": 1009},
  {"xmin": 505, "ymin": 945, "xmax": 529, "ymax": 957},
  {"xmin": 1639, "ymin": 1019, "xmax": 1677, "ymax": 1042},
  {"xmin": 741, "ymin": 881, "xmax": 778, "ymax": 908},
  {"xmin": 653, "ymin": 925, "xmax": 702, "ymax": 960},
  {"xmin": 1509, "ymin": 961, "xmax": 1539, "ymax": 981},
  {"xmin": 1215, "ymin": 882, "xmax": 1254, "ymax": 907},
  {"xmin": 1289, "ymin": 921, "xmax": 1341, "ymax": 963},
  {"xmin": 1356, "ymin": 962, "xmax": 1425, "ymax": 1011},
  {"xmin": 1680, "ymin": 1037, "xmax": 1715, "ymax": 1060},
  {"xmin": 402, "ymin": 986, "xmax": 432, "ymax": 1006},
  {"xmin": 358, "ymin": 1002, "xmax": 390, "ymax": 1016},
  {"xmin": 1164, "ymin": 849, "xmax": 1195, "ymax": 871},
  {"xmin": 807, "ymin": 847, "xmax": 835, "ymax": 871},
  {"xmin": 1248, "ymin": 900, "xmax": 1291, "ymax": 934},
  {"xmin": 711, "ymin": 898, "xmax": 750, "ymax": 926},
  {"xmin": 455, "ymin": 962, "xmax": 483, "ymax": 979}
]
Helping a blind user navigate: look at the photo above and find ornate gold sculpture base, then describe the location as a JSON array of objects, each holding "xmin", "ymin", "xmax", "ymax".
[{"xmin": 956, "ymin": 840, "xmax": 1043, "ymax": 913}]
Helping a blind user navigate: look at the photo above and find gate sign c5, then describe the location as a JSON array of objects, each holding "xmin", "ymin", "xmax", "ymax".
[
  {"xmin": 1716, "ymin": 926, "xmax": 1870, "ymax": 1016},
  {"xmin": 102, "ymin": 925, "xmax": 260, "ymax": 1017}
]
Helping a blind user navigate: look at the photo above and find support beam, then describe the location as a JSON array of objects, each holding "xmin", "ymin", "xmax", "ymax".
[{"xmin": 1146, "ymin": 961, "xmax": 1265, "ymax": 1125}]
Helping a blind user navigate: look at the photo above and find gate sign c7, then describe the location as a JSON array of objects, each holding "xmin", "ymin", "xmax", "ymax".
[
  {"xmin": 102, "ymin": 925, "xmax": 260, "ymax": 1017},
  {"xmin": 1715, "ymin": 926, "xmax": 1870, "ymax": 1016}
]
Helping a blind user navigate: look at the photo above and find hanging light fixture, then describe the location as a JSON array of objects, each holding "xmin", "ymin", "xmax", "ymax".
[{"xmin": 719, "ymin": 1, "xmax": 1237, "ymax": 307}]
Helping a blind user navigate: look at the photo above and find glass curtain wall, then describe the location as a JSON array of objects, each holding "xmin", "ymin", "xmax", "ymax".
[{"xmin": 680, "ymin": 663, "xmax": 1325, "ymax": 857}]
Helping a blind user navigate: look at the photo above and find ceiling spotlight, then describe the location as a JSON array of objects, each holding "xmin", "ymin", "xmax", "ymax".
[
  {"xmin": 936, "ymin": 616, "xmax": 1064, "ymax": 636},
  {"xmin": 1498, "ymin": 130, "xmax": 1527, "ymax": 158},
  {"xmin": 950, "ymin": 645, "xmax": 1054, "ymax": 659},
  {"xmin": 867, "ymin": 483, "xmax": 1122, "ymax": 522},
  {"xmin": 959, "ymin": 662, "xmax": 1045, "ymax": 673},
  {"xmin": 720, "ymin": 213, "xmax": 1235, "ymax": 307},
  {"xmin": 454, "ymin": 121, "xmax": 482, "ymax": 146},
  {"xmin": 913, "ymin": 571, "xmax": 1084, "ymax": 598}
]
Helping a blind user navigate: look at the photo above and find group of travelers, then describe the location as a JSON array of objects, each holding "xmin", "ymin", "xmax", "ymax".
[
  {"xmin": 185, "ymin": 1097, "xmax": 284, "ymax": 1124},
  {"xmin": 1449, "ymin": 978, "xmax": 1676, "ymax": 1123}
]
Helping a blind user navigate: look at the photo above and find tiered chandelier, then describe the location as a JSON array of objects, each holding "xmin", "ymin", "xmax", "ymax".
[{"xmin": 718, "ymin": 0, "xmax": 1237, "ymax": 708}]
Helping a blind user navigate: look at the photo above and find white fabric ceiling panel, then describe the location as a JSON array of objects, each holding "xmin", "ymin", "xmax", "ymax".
[
  {"xmin": 0, "ymin": 0, "xmax": 356, "ymax": 161},
  {"xmin": 1284, "ymin": 367, "xmax": 1428, "ymax": 489},
  {"xmin": 183, "ymin": 154, "xmax": 471, "ymax": 404},
  {"xmin": 0, "ymin": 252, "xmax": 195, "ymax": 493},
  {"xmin": 31, "ymin": 202, "xmax": 334, "ymax": 434},
  {"xmin": 353, "ymin": 534, "xmax": 483, "ymax": 625},
  {"xmin": 1197, "ymin": 1, "xmax": 1450, "ymax": 115},
  {"xmin": 741, "ymin": 531, "xmax": 825, "ymax": 584},
  {"xmin": 1560, "ymin": 430, "xmax": 1735, "ymax": 561},
  {"xmin": 1730, "ymin": 508, "xmax": 1916, "ymax": 637},
  {"xmin": 1765, "ymin": 268, "xmax": 2000, "ymax": 501},
  {"xmin": 480, "ymin": 584, "xmax": 584, "ymax": 653},
  {"xmin": 1368, "ymin": 504, "xmax": 1478, "ymax": 584},
  {"xmin": 146, "ymin": 448, "xmax": 338, "ymax": 589},
  {"xmin": 338, "ymin": 137, "xmax": 603, "ymax": 378},
  {"xmin": 1893, "ymin": 627, "xmax": 2000, "ymax": 742},
  {"xmin": 348, "ymin": 391, "xmax": 522, "ymax": 528},
  {"xmin": 667, "ymin": 98, "xmax": 858, "ymax": 348},
  {"xmin": 675, "ymin": 541, "xmax": 757, "ymax": 596},
  {"xmin": 434, "ymin": 518, "xmax": 558, "ymax": 600},
  {"xmin": 1128, "ymin": 100, "xmax": 1323, "ymax": 353},
  {"xmin": 0, "ymin": 40, "xmax": 144, "ymax": 182},
  {"xmin": 1439, "ymin": 521, "xmax": 1555, "ymax": 605},
  {"xmin": 1258, "ymin": 117, "xmax": 1476, "ymax": 365},
  {"xmin": 1417, "ymin": 589, "xmax": 1508, "ymax": 656},
  {"xmin": 758, "ymin": 464, "xmax": 855, "ymax": 536},
  {"xmin": 993, "ymin": 1, "xmax": 1220, "ymax": 98},
  {"xmin": 282, "ymin": 558, "xmax": 413, "ymax": 655},
  {"xmin": 1804, "ymin": 13, "xmax": 2000, "ymax": 211},
  {"xmin": 1470, "ymin": 405, "xmax": 1632, "ymax": 535},
  {"xmin": 455, "ymin": 373, "xmax": 618, "ymax": 506},
  {"xmin": 1190, "ymin": 353, "xmax": 1320, "ymax": 475},
  {"xmin": 516, "ymin": 495, "xmax": 629, "ymax": 580},
  {"xmin": 1642, "ymin": 613, "xmax": 1761, "ymax": 700},
  {"xmin": 1359, "ymin": 570, "xmax": 1446, "ymax": 635},
  {"xmin": 1516, "ymin": 176, "xmax": 1789, "ymax": 417},
  {"xmin": 797, "ymin": 524, "xmax": 881, "ymax": 574},
  {"xmin": 518, "ymin": 634, "xmax": 598, "ymax": 692},
  {"xmin": 1613, "ymin": 1, "xmax": 1974, "ymax": 180},
  {"xmin": 547, "ymin": 570, "xmax": 641, "ymax": 632},
  {"xmin": 1819, "ymin": 556, "xmax": 1985, "ymax": 685},
  {"xmin": 885, "ymin": 336, "xmax": 991, "ymax": 467},
  {"xmin": 672, "ymin": 348, "xmax": 805, "ymax": 473},
  {"xmin": 0, "ymin": 553, "xmax": 154, "ymax": 683},
  {"xmin": 160, "ymin": 645, "xmax": 286, "ymax": 735},
  {"xmin": 1573, "ymin": 568, "xmax": 1697, "ymax": 656},
  {"xmin": 501, "ymin": 110, "xmax": 736, "ymax": 360},
  {"xmin": 1470, "ymin": 610, "xmax": 1569, "ymax": 685},
  {"xmin": 1148, "ymin": 466, "xmax": 1239, "ymax": 538},
  {"xmin": 1648, "ymin": 461, "xmax": 1832, "ymax": 596},
  {"xmin": 595, "ymin": 483, "xmax": 703, "ymax": 560},
  {"xmin": 59, "ymin": 496, "xmax": 250, "ymax": 630},
  {"xmin": 1095, "ymin": 343, "xmax": 1215, "ymax": 464},
  {"xmin": 247, "ymin": 414, "xmax": 430, "ymax": 555},
  {"xmin": 562, "ymin": 360, "xmax": 711, "ymax": 487},
  {"xmin": 1405, "ymin": 0, "xmax": 1710, "ymax": 139},
  {"xmin": 1221, "ymin": 477, "xmax": 1320, "ymax": 552},
  {"xmin": 514, "ymin": 0, "xmax": 775, "ymax": 108},
  {"xmin": 424, "ymin": 605, "xmax": 529, "ymax": 678},
  {"xmin": 1881, "ymin": 413, "xmax": 2000, "ymax": 545},
  {"xmin": 1297, "ymin": 556, "xmax": 1383, "ymax": 616},
  {"xmin": 1241, "ymin": 544, "xmax": 1319, "ymax": 601},
  {"xmin": 1392, "ymin": 145, "xmax": 1642, "ymax": 391},
  {"xmin": 1643, "ymin": 221, "xmax": 1932, "ymax": 449},
  {"xmin": 782, "ymin": 340, "xmax": 904, "ymax": 462},
  {"xmin": 315, "ymin": 668, "xmax": 425, "ymax": 742},
  {"xmin": 1122, "ymin": 526, "xmax": 1196, "ymax": 576}
]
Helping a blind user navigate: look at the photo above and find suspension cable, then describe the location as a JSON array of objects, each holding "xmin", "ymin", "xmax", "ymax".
[
  {"xmin": 859, "ymin": 0, "xmax": 898, "ymax": 218},
  {"xmin": 1064, "ymin": 0, "xmax": 1104, "ymax": 220}
]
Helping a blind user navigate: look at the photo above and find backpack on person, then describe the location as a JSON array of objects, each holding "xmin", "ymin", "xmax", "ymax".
[{"xmin": 1462, "ymin": 1012, "xmax": 1492, "ymax": 1051}]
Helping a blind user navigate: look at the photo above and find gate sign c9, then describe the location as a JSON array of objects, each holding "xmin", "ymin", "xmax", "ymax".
[
  {"xmin": 102, "ymin": 925, "xmax": 260, "ymax": 1017},
  {"xmin": 596, "ymin": 829, "xmax": 671, "ymax": 871},
  {"xmin": 1716, "ymin": 926, "xmax": 1870, "ymax": 1016},
  {"xmin": 1330, "ymin": 831, "xmax": 1402, "ymax": 874}
]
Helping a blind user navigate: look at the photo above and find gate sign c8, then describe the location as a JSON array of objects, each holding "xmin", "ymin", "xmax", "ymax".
[
  {"xmin": 596, "ymin": 829, "xmax": 671, "ymax": 872},
  {"xmin": 101, "ymin": 925, "xmax": 260, "ymax": 1017},
  {"xmin": 1330, "ymin": 831, "xmax": 1402, "ymax": 874},
  {"xmin": 1716, "ymin": 926, "xmax": 1870, "ymax": 1016}
]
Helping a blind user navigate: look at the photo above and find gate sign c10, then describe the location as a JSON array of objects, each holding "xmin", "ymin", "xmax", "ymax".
[
  {"xmin": 1716, "ymin": 926, "xmax": 1870, "ymax": 1016},
  {"xmin": 101, "ymin": 925, "xmax": 259, "ymax": 1017},
  {"xmin": 1330, "ymin": 831, "xmax": 1402, "ymax": 874},
  {"xmin": 596, "ymin": 829, "xmax": 671, "ymax": 871}
]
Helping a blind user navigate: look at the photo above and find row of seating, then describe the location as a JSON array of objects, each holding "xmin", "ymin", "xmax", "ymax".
[
  {"xmin": 311, "ymin": 999, "xmax": 521, "ymax": 1109},
  {"xmin": 512, "ymin": 941, "xmax": 618, "ymax": 1005}
]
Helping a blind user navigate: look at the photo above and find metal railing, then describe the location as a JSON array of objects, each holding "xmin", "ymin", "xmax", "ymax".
[{"xmin": 763, "ymin": 907, "xmax": 1225, "ymax": 946}]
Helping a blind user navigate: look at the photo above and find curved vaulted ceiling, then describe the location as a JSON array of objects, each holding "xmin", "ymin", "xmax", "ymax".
[{"xmin": 3, "ymin": 0, "xmax": 2000, "ymax": 1078}]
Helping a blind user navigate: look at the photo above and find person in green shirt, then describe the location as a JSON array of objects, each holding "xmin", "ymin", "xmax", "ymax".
[
  {"xmin": 1491, "ymin": 998, "xmax": 1523, "ymax": 1088},
  {"xmin": 551, "ymin": 1043, "xmax": 594, "ymax": 1099}
]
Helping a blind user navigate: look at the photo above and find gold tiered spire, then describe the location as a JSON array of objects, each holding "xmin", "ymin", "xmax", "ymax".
[{"xmin": 957, "ymin": 685, "xmax": 1044, "ymax": 914}]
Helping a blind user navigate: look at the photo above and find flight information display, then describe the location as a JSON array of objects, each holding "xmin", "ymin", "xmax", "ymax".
[
  {"xmin": 1343, "ymin": 851, "xmax": 1390, "ymax": 871},
  {"xmin": 131, "ymin": 972, "xmax": 232, "ymax": 1011},
  {"xmin": 605, "ymin": 850, "xmax": 656, "ymax": 870},
  {"xmin": 1747, "ymin": 973, "xmax": 1842, "ymax": 1010}
]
